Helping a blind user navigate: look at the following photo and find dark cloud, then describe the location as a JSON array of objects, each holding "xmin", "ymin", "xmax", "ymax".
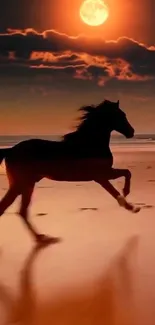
[{"xmin": 0, "ymin": 29, "xmax": 155, "ymax": 86}]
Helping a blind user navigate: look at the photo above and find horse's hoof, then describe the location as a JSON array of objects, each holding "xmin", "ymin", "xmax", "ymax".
[
  {"xmin": 117, "ymin": 196, "xmax": 141, "ymax": 213},
  {"xmin": 132, "ymin": 206, "xmax": 141, "ymax": 213},
  {"xmin": 35, "ymin": 234, "xmax": 61, "ymax": 246}
]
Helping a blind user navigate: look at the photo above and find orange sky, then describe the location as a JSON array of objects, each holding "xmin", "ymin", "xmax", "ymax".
[{"xmin": 0, "ymin": 0, "xmax": 155, "ymax": 135}]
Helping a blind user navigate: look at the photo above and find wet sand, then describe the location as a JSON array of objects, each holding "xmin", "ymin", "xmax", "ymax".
[{"xmin": 0, "ymin": 146, "xmax": 155, "ymax": 325}]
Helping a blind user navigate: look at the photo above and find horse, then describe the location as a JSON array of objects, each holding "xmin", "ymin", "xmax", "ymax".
[{"xmin": 0, "ymin": 99, "xmax": 140, "ymax": 243}]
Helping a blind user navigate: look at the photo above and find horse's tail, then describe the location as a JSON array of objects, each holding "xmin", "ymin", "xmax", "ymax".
[{"xmin": 0, "ymin": 148, "xmax": 10, "ymax": 164}]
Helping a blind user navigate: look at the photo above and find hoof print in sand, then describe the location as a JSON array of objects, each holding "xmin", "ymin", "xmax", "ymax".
[
  {"xmin": 143, "ymin": 205, "xmax": 154, "ymax": 209},
  {"xmin": 36, "ymin": 213, "xmax": 48, "ymax": 217},
  {"xmin": 79, "ymin": 207, "xmax": 98, "ymax": 212},
  {"xmin": 136, "ymin": 203, "xmax": 154, "ymax": 209},
  {"xmin": 38, "ymin": 186, "xmax": 53, "ymax": 189}
]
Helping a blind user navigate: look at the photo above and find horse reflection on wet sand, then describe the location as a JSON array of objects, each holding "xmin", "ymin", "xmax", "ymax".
[
  {"xmin": 0, "ymin": 100, "xmax": 140, "ymax": 243},
  {"xmin": 0, "ymin": 236, "xmax": 139, "ymax": 325}
]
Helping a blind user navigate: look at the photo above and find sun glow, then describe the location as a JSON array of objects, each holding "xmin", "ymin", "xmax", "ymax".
[{"xmin": 80, "ymin": 0, "xmax": 109, "ymax": 27}]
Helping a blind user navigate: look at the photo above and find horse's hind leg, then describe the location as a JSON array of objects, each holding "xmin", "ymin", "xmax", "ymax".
[
  {"xmin": 19, "ymin": 183, "xmax": 38, "ymax": 240},
  {"xmin": 0, "ymin": 186, "xmax": 19, "ymax": 216},
  {"xmin": 19, "ymin": 183, "xmax": 51, "ymax": 243}
]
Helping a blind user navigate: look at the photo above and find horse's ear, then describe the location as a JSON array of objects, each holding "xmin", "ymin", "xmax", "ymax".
[{"xmin": 116, "ymin": 100, "xmax": 120, "ymax": 108}]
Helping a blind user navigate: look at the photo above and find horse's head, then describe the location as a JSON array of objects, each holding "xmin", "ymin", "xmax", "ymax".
[
  {"xmin": 97, "ymin": 100, "xmax": 134, "ymax": 138},
  {"xmin": 68, "ymin": 100, "xmax": 134, "ymax": 144}
]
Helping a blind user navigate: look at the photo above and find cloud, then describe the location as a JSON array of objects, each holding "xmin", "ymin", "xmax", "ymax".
[{"xmin": 1, "ymin": 28, "xmax": 155, "ymax": 86}]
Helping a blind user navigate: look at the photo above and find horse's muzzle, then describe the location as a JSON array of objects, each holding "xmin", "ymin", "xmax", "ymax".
[{"xmin": 126, "ymin": 129, "xmax": 134, "ymax": 138}]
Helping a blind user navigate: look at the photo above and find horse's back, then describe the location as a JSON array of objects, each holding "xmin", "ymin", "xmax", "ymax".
[
  {"xmin": 8, "ymin": 138, "xmax": 113, "ymax": 161},
  {"xmin": 8, "ymin": 139, "xmax": 63, "ymax": 161},
  {"xmin": 5, "ymin": 138, "xmax": 113, "ymax": 183}
]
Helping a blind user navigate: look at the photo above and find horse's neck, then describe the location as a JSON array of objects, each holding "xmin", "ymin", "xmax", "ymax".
[
  {"xmin": 65, "ymin": 129, "xmax": 112, "ymax": 157},
  {"xmin": 92, "ymin": 132, "xmax": 111, "ymax": 153}
]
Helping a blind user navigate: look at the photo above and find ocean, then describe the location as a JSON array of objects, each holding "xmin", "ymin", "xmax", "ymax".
[{"xmin": 0, "ymin": 134, "xmax": 154, "ymax": 148}]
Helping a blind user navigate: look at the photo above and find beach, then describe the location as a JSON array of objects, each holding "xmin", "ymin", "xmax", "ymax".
[{"xmin": 0, "ymin": 142, "xmax": 155, "ymax": 325}]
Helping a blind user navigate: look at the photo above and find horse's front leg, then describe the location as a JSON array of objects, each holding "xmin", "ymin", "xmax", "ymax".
[
  {"xmin": 95, "ymin": 179, "xmax": 140, "ymax": 213},
  {"xmin": 108, "ymin": 168, "xmax": 131, "ymax": 197}
]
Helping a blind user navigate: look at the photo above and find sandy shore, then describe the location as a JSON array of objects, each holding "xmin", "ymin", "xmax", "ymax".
[{"xmin": 0, "ymin": 146, "xmax": 155, "ymax": 325}]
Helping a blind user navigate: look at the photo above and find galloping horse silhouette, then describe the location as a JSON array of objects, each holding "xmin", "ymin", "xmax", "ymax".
[{"xmin": 0, "ymin": 100, "xmax": 140, "ymax": 243}]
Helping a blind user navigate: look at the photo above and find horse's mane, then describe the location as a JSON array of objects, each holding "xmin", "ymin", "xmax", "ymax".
[{"xmin": 63, "ymin": 100, "xmax": 112, "ymax": 142}]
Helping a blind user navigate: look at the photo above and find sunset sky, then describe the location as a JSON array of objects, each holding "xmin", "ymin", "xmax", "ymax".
[{"xmin": 0, "ymin": 0, "xmax": 155, "ymax": 135}]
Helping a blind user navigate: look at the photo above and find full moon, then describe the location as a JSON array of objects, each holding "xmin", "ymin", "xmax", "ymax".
[{"xmin": 80, "ymin": 0, "xmax": 109, "ymax": 27}]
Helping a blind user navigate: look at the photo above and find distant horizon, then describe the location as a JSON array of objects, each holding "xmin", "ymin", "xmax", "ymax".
[
  {"xmin": 0, "ymin": 133, "xmax": 154, "ymax": 137},
  {"xmin": 0, "ymin": 133, "xmax": 154, "ymax": 149}
]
